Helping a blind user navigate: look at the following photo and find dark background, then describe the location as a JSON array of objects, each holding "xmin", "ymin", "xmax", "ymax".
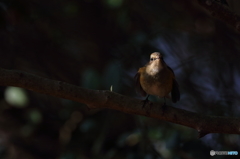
[{"xmin": 0, "ymin": 0, "xmax": 240, "ymax": 158}]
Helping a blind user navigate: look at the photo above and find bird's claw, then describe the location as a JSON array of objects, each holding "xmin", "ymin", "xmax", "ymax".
[
  {"xmin": 141, "ymin": 95, "xmax": 150, "ymax": 108},
  {"xmin": 142, "ymin": 99, "xmax": 149, "ymax": 108}
]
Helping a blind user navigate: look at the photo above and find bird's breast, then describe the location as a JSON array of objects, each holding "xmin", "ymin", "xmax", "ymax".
[{"xmin": 140, "ymin": 69, "xmax": 173, "ymax": 97}]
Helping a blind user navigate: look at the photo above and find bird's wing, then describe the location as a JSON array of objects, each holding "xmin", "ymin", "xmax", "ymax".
[
  {"xmin": 171, "ymin": 79, "xmax": 180, "ymax": 103},
  {"xmin": 167, "ymin": 65, "xmax": 175, "ymax": 75},
  {"xmin": 134, "ymin": 68, "xmax": 147, "ymax": 97}
]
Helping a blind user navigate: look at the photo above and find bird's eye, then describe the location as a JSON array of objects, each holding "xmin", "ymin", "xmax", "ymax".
[{"xmin": 150, "ymin": 58, "xmax": 153, "ymax": 61}]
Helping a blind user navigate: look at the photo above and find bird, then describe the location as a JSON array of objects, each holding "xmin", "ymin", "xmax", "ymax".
[{"xmin": 134, "ymin": 52, "xmax": 180, "ymax": 107}]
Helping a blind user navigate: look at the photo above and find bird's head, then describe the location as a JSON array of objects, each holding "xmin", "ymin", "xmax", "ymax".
[
  {"xmin": 146, "ymin": 52, "xmax": 166, "ymax": 74},
  {"xmin": 149, "ymin": 52, "xmax": 164, "ymax": 63}
]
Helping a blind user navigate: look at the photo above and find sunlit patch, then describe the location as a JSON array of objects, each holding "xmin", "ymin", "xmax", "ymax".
[{"xmin": 4, "ymin": 87, "xmax": 29, "ymax": 108}]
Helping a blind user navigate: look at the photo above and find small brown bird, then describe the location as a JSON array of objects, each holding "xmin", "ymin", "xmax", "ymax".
[{"xmin": 135, "ymin": 52, "xmax": 180, "ymax": 106}]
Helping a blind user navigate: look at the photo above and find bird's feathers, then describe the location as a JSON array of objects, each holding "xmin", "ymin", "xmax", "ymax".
[{"xmin": 134, "ymin": 68, "xmax": 147, "ymax": 97}]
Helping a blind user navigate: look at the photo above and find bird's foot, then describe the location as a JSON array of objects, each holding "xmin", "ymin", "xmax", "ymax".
[
  {"xmin": 142, "ymin": 99, "xmax": 148, "ymax": 108},
  {"xmin": 141, "ymin": 95, "xmax": 150, "ymax": 108}
]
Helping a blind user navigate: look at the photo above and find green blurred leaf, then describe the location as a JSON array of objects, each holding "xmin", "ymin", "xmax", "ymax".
[
  {"xmin": 4, "ymin": 87, "xmax": 29, "ymax": 108},
  {"xmin": 20, "ymin": 125, "xmax": 34, "ymax": 137},
  {"xmin": 60, "ymin": 153, "xmax": 76, "ymax": 159},
  {"xmin": 148, "ymin": 127, "xmax": 163, "ymax": 140},
  {"xmin": 28, "ymin": 109, "xmax": 42, "ymax": 124},
  {"xmin": 64, "ymin": 3, "xmax": 79, "ymax": 16},
  {"xmin": 81, "ymin": 69, "xmax": 100, "ymax": 89},
  {"xmin": 79, "ymin": 119, "xmax": 96, "ymax": 132},
  {"xmin": 105, "ymin": 0, "xmax": 123, "ymax": 8}
]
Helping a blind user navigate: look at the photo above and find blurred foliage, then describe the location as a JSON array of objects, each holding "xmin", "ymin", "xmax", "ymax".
[
  {"xmin": 4, "ymin": 86, "xmax": 29, "ymax": 107},
  {"xmin": 0, "ymin": 0, "xmax": 239, "ymax": 158}
]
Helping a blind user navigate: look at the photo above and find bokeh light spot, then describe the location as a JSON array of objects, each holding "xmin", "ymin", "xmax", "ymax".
[{"xmin": 4, "ymin": 87, "xmax": 29, "ymax": 108}]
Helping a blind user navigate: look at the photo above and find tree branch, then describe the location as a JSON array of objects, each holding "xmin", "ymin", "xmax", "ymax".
[
  {"xmin": 0, "ymin": 68, "xmax": 239, "ymax": 136},
  {"xmin": 198, "ymin": 0, "xmax": 240, "ymax": 32}
]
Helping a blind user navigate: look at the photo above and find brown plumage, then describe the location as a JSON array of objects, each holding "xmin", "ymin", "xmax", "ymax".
[{"xmin": 135, "ymin": 52, "xmax": 180, "ymax": 103}]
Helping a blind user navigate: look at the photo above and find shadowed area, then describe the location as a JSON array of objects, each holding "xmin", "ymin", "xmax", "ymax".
[{"xmin": 0, "ymin": 0, "xmax": 239, "ymax": 158}]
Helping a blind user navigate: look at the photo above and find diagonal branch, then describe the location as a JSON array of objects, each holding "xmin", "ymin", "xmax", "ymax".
[
  {"xmin": 198, "ymin": 0, "xmax": 240, "ymax": 32},
  {"xmin": 0, "ymin": 68, "xmax": 239, "ymax": 136}
]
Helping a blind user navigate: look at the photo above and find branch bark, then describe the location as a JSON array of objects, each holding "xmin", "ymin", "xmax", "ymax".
[
  {"xmin": 198, "ymin": 0, "xmax": 240, "ymax": 32},
  {"xmin": 0, "ymin": 68, "xmax": 239, "ymax": 136}
]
